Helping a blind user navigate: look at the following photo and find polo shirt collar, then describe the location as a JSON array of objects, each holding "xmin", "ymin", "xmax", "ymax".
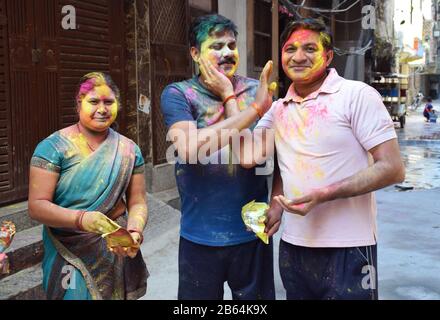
[{"xmin": 282, "ymin": 68, "xmax": 344, "ymax": 105}]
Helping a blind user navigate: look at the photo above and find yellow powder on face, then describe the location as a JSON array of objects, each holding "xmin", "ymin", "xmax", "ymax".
[
  {"xmin": 94, "ymin": 85, "xmax": 118, "ymax": 122},
  {"xmin": 305, "ymin": 42, "xmax": 326, "ymax": 80},
  {"xmin": 283, "ymin": 29, "xmax": 329, "ymax": 82},
  {"xmin": 80, "ymin": 84, "xmax": 118, "ymax": 129},
  {"xmin": 199, "ymin": 34, "xmax": 239, "ymax": 78}
]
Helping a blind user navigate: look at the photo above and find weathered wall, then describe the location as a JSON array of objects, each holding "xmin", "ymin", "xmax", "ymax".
[
  {"xmin": 376, "ymin": 0, "xmax": 395, "ymax": 42},
  {"xmin": 125, "ymin": 0, "xmax": 153, "ymax": 163}
]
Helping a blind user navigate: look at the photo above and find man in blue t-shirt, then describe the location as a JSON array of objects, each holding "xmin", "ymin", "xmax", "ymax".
[{"xmin": 160, "ymin": 14, "xmax": 275, "ymax": 300}]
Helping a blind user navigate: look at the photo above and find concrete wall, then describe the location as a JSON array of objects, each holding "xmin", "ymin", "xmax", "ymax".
[
  {"xmin": 218, "ymin": 0, "xmax": 248, "ymax": 77},
  {"xmin": 376, "ymin": 0, "xmax": 395, "ymax": 42}
]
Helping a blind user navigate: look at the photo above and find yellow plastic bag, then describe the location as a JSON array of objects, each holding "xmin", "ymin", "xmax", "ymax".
[
  {"xmin": 99, "ymin": 217, "xmax": 139, "ymax": 250},
  {"xmin": 241, "ymin": 200, "xmax": 269, "ymax": 244},
  {"xmin": 102, "ymin": 228, "xmax": 140, "ymax": 250}
]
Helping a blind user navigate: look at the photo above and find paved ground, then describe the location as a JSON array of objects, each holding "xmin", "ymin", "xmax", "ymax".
[{"xmin": 140, "ymin": 107, "xmax": 440, "ymax": 300}]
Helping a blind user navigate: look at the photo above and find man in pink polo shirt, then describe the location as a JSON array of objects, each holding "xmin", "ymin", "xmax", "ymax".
[{"xmin": 258, "ymin": 19, "xmax": 405, "ymax": 299}]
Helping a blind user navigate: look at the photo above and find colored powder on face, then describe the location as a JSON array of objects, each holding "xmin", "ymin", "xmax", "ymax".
[
  {"xmin": 79, "ymin": 85, "xmax": 118, "ymax": 128},
  {"xmin": 282, "ymin": 29, "xmax": 328, "ymax": 81},
  {"xmin": 200, "ymin": 34, "xmax": 239, "ymax": 77},
  {"xmin": 76, "ymin": 72, "xmax": 107, "ymax": 102},
  {"xmin": 319, "ymin": 32, "xmax": 331, "ymax": 49}
]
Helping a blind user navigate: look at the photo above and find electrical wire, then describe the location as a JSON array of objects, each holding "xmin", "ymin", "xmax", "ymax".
[
  {"xmin": 286, "ymin": 0, "xmax": 361, "ymax": 13},
  {"xmin": 279, "ymin": 0, "xmax": 373, "ymax": 56}
]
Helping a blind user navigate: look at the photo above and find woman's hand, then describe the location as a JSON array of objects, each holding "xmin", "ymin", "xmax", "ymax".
[
  {"xmin": 80, "ymin": 211, "xmax": 120, "ymax": 234},
  {"xmin": 109, "ymin": 231, "xmax": 141, "ymax": 259},
  {"xmin": 199, "ymin": 57, "xmax": 234, "ymax": 101}
]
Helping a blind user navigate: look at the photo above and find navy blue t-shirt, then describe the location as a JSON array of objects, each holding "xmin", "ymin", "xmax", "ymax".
[{"xmin": 160, "ymin": 75, "xmax": 268, "ymax": 246}]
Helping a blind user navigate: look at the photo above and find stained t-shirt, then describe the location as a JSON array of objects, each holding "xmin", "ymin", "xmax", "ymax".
[{"xmin": 160, "ymin": 75, "xmax": 268, "ymax": 246}]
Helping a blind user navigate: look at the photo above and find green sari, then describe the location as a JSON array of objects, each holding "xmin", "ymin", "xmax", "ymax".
[{"xmin": 31, "ymin": 127, "xmax": 148, "ymax": 300}]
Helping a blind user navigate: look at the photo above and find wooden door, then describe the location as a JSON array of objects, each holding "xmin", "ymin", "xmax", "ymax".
[{"xmin": 0, "ymin": 0, "xmax": 125, "ymax": 205}]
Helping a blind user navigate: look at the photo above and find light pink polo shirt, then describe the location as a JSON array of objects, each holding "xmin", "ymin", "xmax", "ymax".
[{"xmin": 257, "ymin": 68, "xmax": 397, "ymax": 248}]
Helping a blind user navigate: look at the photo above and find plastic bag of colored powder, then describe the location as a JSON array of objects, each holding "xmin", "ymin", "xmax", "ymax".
[{"xmin": 241, "ymin": 200, "xmax": 269, "ymax": 244}]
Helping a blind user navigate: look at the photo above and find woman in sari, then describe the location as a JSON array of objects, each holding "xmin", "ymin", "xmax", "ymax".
[{"xmin": 28, "ymin": 72, "xmax": 148, "ymax": 300}]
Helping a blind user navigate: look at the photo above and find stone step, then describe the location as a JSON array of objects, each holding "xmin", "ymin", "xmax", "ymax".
[
  {"xmin": 0, "ymin": 263, "xmax": 46, "ymax": 300},
  {"xmin": 151, "ymin": 188, "xmax": 181, "ymax": 211},
  {"xmin": 0, "ymin": 225, "xmax": 43, "ymax": 280},
  {"xmin": 0, "ymin": 201, "xmax": 40, "ymax": 232}
]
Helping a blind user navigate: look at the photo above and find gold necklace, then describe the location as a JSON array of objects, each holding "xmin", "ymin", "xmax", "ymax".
[{"xmin": 76, "ymin": 123, "xmax": 98, "ymax": 152}]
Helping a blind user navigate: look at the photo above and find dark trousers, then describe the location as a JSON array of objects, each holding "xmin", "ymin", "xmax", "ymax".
[
  {"xmin": 424, "ymin": 111, "xmax": 430, "ymax": 121},
  {"xmin": 178, "ymin": 237, "xmax": 275, "ymax": 300},
  {"xmin": 279, "ymin": 239, "xmax": 378, "ymax": 300}
]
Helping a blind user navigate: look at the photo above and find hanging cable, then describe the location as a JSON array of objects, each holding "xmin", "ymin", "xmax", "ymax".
[
  {"xmin": 278, "ymin": 0, "xmax": 373, "ymax": 56},
  {"xmin": 284, "ymin": 0, "xmax": 361, "ymax": 13}
]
